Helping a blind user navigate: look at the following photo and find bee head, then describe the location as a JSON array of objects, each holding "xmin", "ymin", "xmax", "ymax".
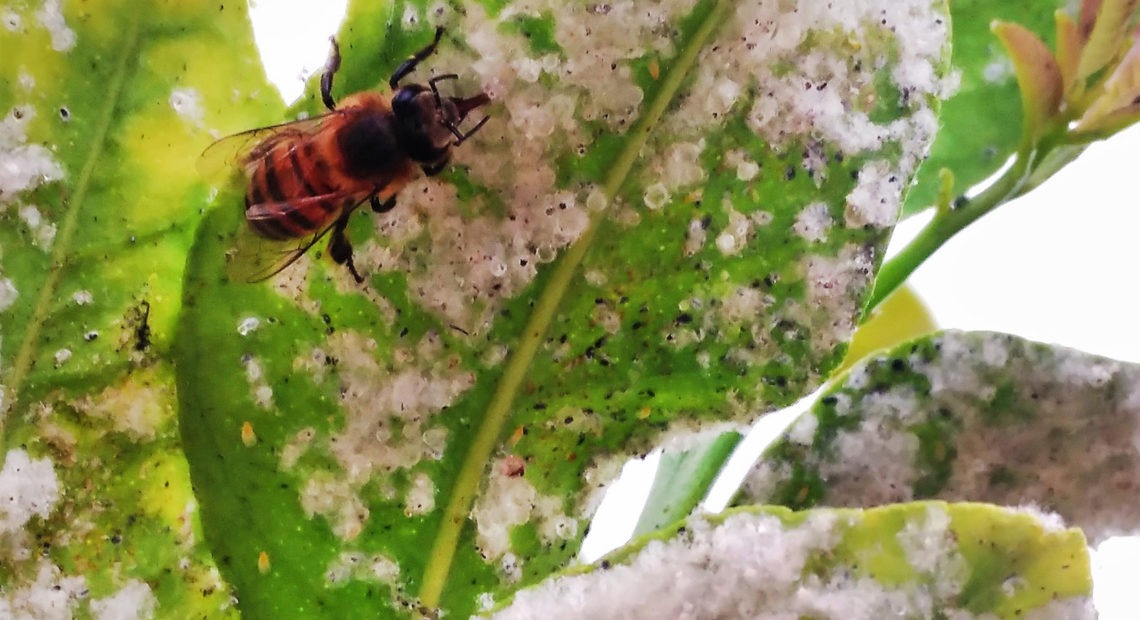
[{"xmin": 392, "ymin": 81, "xmax": 490, "ymax": 166}]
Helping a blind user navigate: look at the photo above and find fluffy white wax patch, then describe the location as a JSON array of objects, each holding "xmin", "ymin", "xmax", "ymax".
[
  {"xmin": 794, "ymin": 202, "xmax": 834, "ymax": 243},
  {"xmin": 241, "ymin": 355, "xmax": 274, "ymax": 410},
  {"xmin": 0, "ymin": 277, "xmax": 18, "ymax": 312},
  {"xmin": 404, "ymin": 472, "xmax": 436, "ymax": 516},
  {"xmin": 17, "ymin": 205, "xmax": 57, "ymax": 250},
  {"xmin": 642, "ymin": 183, "xmax": 670, "ymax": 211},
  {"xmin": 0, "ymin": 450, "xmax": 59, "ymax": 534},
  {"xmin": 1, "ymin": 107, "xmax": 65, "ymax": 203},
  {"xmin": 279, "ymin": 427, "xmax": 316, "ymax": 470},
  {"xmin": 72, "ymin": 289, "xmax": 93, "ymax": 305},
  {"xmin": 35, "ymin": 0, "xmax": 75, "ymax": 51},
  {"xmin": 648, "ymin": 140, "xmax": 706, "ymax": 191},
  {"xmin": 0, "ymin": 560, "xmax": 87, "ymax": 620},
  {"xmin": 236, "ymin": 316, "xmax": 261, "ymax": 336},
  {"xmin": 288, "ymin": 330, "xmax": 468, "ymax": 539},
  {"xmin": 714, "ymin": 205, "xmax": 755, "ymax": 256},
  {"xmin": 71, "ymin": 376, "xmax": 169, "ymax": 441},
  {"xmin": 683, "ymin": 217, "xmax": 708, "ymax": 256},
  {"xmin": 984, "ymin": 56, "xmax": 1014, "ymax": 83},
  {"xmin": 323, "ymin": 330, "xmax": 470, "ymax": 480},
  {"xmin": 846, "ymin": 160, "xmax": 905, "ymax": 229},
  {"xmin": 300, "ymin": 473, "xmax": 370, "ymax": 541},
  {"xmin": 1010, "ymin": 505, "xmax": 1068, "ymax": 533},
  {"xmin": 325, "ymin": 551, "xmax": 401, "ymax": 586},
  {"xmin": 724, "ymin": 150, "xmax": 760, "ymax": 181},
  {"xmin": 89, "ymin": 580, "xmax": 157, "ymax": 620},
  {"xmin": 169, "ymin": 88, "xmax": 205, "ymax": 127},
  {"xmin": 795, "ymin": 244, "xmax": 875, "ymax": 351},
  {"xmin": 473, "ymin": 469, "xmax": 578, "ymax": 565},
  {"xmin": 786, "ymin": 412, "xmax": 818, "ymax": 445},
  {"xmin": 896, "ymin": 506, "xmax": 966, "ymax": 599}
]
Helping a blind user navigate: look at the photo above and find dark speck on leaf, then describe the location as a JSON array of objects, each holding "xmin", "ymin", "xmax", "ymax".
[
  {"xmin": 784, "ymin": 165, "xmax": 796, "ymax": 180},
  {"xmin": 133, "ymin": 301, "xmax": 152, "ymax": 352}
]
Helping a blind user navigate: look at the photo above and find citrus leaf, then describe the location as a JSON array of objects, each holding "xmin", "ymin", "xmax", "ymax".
[
  {"xmin": 177, "ymin": 0, "xmax": 950, "ymax": 616},
  {"xmin": 993, "ymin": 21, "xmax": 1063, "ymax": 141},
  {"xmin": 489, "ymin": 502, "xmax": 1093, "ymax": 619},
  {"xmin": 1076, "ymin": 0, "xmax": 1140, "ymax": 84},
  {"xmin": 0, "ymin": 0, "xmax": 279, "ymax": 615},
  {"xmin": 630, "ymin": 430, "xmax": 741, "ymax": 539},
  {"xmin": 740, "ymin": 330, "xmax": 1140, "ymax": 544},
  {"xmin": 903, "ymin": 0, "xmax": 1065, "ymax": 216}
]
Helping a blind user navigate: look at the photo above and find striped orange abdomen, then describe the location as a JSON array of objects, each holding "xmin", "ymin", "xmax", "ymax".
[{"xmin": 245, "ymin": 137, "xmax": 345, "ymax": 240}]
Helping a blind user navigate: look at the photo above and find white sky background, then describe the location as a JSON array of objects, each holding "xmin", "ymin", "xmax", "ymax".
[{"xmin": 248, "ymin": 1, "xmax": 1139, "ymax": 616}]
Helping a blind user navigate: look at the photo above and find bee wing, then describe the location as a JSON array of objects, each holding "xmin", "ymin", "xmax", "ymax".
[
  {"xmin": 198, "ymin": 114, "xmax": 334, "ymax": 181},
  {"xmin": 228, "ymin": 191, "xmax": 375, "ymax": 283}
]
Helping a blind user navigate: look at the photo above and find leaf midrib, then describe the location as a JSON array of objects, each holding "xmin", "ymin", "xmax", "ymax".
[
  {"xmin": 417, "ymin": 0, "xmax": 731, "ymax": 607},
  {"xmin": 2, "ymin": 17, "xmax": 142, "ymax": 435}
]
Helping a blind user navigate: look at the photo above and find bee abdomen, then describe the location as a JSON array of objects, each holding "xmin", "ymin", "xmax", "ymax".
[{"xmin": 245, "ymin": 142, "xmax": 343, "ymax": 240}]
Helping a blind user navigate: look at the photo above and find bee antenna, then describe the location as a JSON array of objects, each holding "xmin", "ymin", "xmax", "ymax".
[
  {"xmin": 450, "ymin": 114, "xmax": 490, "ymax": 145},
  {"xmin": 427, "ymin": 73, "xmax": 458, "ymax": 109},
  {"xmin": 451, "ymin": 92, "xmax": 492, "ymax": 119}
]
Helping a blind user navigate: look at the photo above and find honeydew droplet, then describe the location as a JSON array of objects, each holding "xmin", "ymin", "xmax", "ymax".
[
  {"xmin": 237, "ymin": 316, "xmax": 260, "ymax": 336},
  {"xmin": 241, "ymin": 421, "xmax": 257, "ymax": 447},
  {"xmin": 536, "ymin": 245, "xmax": 557, "ymax": 263},
  {"xmin": 586, "ymin": 188, "xmax": 609, "ymax": 212},
  {"xmin": 490, "ymin": 260, "xmax": 508, "ymax": 278},
  {"xmin": 716, "ymin": 232, "xmax": 737, "ymax": 255}
]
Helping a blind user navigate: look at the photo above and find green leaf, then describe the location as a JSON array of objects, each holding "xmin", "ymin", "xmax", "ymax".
[
  {"xmin": 177, "ymin": 1, "xmax": 950, "ymax": 616},
  {"xmin": 1076, "ymin": 0, "xmax": 1140, "ymax": 84},
  {"xmin": 0, "ymin": 0, "xmax": 279, "ymax": 615},
  {"xmin": 992, "ymin": 21, "xmax": 1063, "ymax": 142},
  {"xmin": 489, "ymin": 502, "xmax": 1093, "ymax": 619},
  {"xmin": 631, "ymin": 431, "xmax": 741, "ymax": 538},
  {"xmin": 739, "ymin": 330, "xmax": 1140, "ymax": 544},
  {"xmin": 903, "ymin": 0, "xmax": 1065, "ymax": 216}
]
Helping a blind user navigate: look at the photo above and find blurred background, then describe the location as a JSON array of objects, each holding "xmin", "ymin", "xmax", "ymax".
[{"xmin": 247, "ymin": 1, "xmax": 1140, "ymax": 615}]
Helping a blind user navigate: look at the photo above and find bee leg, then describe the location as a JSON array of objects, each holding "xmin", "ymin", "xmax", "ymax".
[
  {"xmin": 389, "ymin": 26, "xmax": 444, "ymax": 89},
  {"xmin": 328, "ymin": 215, "xmax": 364, "ymax": 283},
  {"xmin": 370, "ymin": 195, "xmax": 397, "ymax": 213},
  {"xmin": 320, "ymin": 36, "xmax": 342, "ymax": 111}
]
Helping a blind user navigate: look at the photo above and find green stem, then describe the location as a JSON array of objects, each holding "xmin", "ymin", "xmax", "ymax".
[{"xmin": 866, "ymin": 152, "xmax": 1031, "ymax": 312}]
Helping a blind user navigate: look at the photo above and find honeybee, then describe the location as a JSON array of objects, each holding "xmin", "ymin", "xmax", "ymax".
[{"xmin": 202, "ymin": 27, "xmax": 490, "ymax": 282}]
